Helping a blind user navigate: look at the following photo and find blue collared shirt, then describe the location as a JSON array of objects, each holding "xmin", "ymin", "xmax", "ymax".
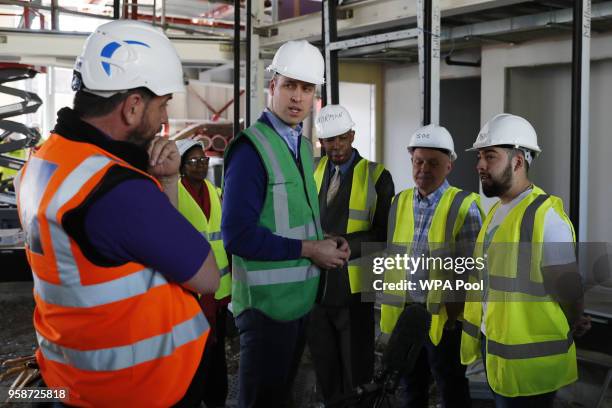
[
  {"xmin": 409, "ymin": 180, "xmax": 482, "ymax": 302},
  {"xmin": 262, "ymin": 108, "xmax": 302, "ymax": 158}
]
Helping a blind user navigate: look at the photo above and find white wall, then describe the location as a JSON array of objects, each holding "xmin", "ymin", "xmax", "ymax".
[
  {"xmin": 588, "ymin": 59, "xmax": 612, "ymax": 243},
  {"xmin": 383, "ymin": 52, "xmax": 481, "ymax": 193},
  {"xmin": 340, "ymin": 82, "xmax": 376, "ymax": 161},
  {"xmin": 481, "ymin": 32, "xmax": 612, "ymax": 243},
  {"xmin": 506, "ymin": 65, "xmax": 572, "ymax": 208},
  {"xmin": 383, "ymin": 64, "xmax": 420, "ymax": 192},
  {"xmin": 383, "ymin": 33, "xmax": 612, "ymax": 243}
]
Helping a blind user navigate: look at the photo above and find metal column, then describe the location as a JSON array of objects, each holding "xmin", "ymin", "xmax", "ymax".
[
  {"xmin": 322, "ymin": 0, "xmax": 339, "ymax": 106},
  {"xmin": 570, "ymin": 0, "xmax": 591, "ymax": 241},
  {"xmin": 113, "ymin": 0, "xmax": 120, "ymax": 20},
  {"xmin": 51, "ymin": 0, "xmax": 59, "ymax": 30},
  {"xmin": 234, "ymin": 0, "xmax": 241, "ymax": 136},
  {"xmin": 246, "ymin": 0, "xmax": 251, "ymax": 127},
  {"xmin": 250, "ymin": 0, "xmax": 265, "ymax": 125},
  {"xmin": 417, "ymin": 0, "xmax": 440, "ymax": 126}
]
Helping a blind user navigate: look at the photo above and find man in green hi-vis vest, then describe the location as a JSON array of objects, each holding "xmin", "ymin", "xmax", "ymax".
[
  {"xmin": 461, "ymin": 114, "xmax": 591, "ymax": 407},
  {"xmin": 222, "ymin": 40, "xmax": 350, "ymax": 408}
]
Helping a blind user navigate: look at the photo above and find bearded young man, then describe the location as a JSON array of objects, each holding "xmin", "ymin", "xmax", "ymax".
[{"xmin": 461, "ymin": 113, "xmax": 591, "ymax": 408}]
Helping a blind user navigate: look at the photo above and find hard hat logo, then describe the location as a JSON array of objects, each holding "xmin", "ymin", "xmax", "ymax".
[
  {"xmin": 100, "ymin": 40, "xmax": 150, "ymax": 76},
  {"xmin": 415, "ymin": 133, "xmax": 431, "ymax": 140},
  {"xmin": 75, "ymin": 20, "xmax": 185, "ymax": 97}
]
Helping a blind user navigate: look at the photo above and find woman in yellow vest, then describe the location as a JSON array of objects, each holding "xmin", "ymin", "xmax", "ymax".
[
  {"xmin": 177, "ymin": 138, "xmax": 231, "ymax": 408},
  {"xmin": 462, "ymin": 114, "xmax": 591, "ymax": 407}
]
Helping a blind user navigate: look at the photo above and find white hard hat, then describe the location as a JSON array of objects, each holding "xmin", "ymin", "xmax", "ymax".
[
  {"xmin": 176, "ymin": 139, "xmax": 204, "ymax": 157},
  {"xmin": 467, "ymin": 113, "xmax": 541, "ymax": 154},
  {"xmin": 315, "ymin": 104, "xmax": 355, "ymax": 139},
  {"xmin": 408, "ymin": 124, "xmax": 457, "ymax": 161},
  {"xmin": 73, "ymin": 20, "xmax": 185, "ymax": 97},
  {"xmin": 266, "ymin": 40, "xmax": 325, "ymax": 85}
]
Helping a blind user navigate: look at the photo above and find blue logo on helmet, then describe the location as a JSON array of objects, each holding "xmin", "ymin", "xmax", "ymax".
[{"xmin": 100, "ymin": 40, "xmax": 150, "ymax": 76}]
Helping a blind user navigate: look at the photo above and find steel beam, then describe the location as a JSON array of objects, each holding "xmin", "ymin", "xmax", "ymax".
[
  {"xmin": 51, "ymin": 0, "xmax": 59, "ymax": 30},
  {"xmin": 234, "ymin": 0, "xmax": 241, "ymax": 135},
  {"xmin": 258, "ymin": 0, "xmax": 529, "ymax": 48},
  {"xmin": 246, "ymin": 0, "xmax": 252, "ymax": 126},
  {"xmin": 418, "ymin": 0, "xmax": 440, "ymax": 126},
  {"xmin": 0, "ymin": 29, "xmax": 236, "ymax": 67},
  {"xmin": 249, "ymin": 0, "xmax": 265, "ymax": 124},
  {"xmin": 328, "ymin": 28, "xmax": 419, "ymax": 51},
  {"xmin": 334, "ymin": 1, "xmax": 612, "ymax": 58},
  {"xmin": 323, "ymin": 0, "xmax": 339, "ymax": 105},
  {"xmin": 571, "ymin": 0, "xmax": 591, "ymax": 241}
]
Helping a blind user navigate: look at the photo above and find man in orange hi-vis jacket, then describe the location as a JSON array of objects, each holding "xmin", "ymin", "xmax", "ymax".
[{"xmin": 15, "ymin": 20, "xmax": 219, "ymax": 407}]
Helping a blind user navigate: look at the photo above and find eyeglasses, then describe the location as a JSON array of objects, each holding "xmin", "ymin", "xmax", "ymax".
[{"xmin": 185, "ymin": 157, "xmax": 209, "ymax": 166}]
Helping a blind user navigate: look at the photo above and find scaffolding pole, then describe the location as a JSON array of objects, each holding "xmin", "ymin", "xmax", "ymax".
[{"xmin": 570, "ymin": 0, "xmax": 591, "ymax": 241}]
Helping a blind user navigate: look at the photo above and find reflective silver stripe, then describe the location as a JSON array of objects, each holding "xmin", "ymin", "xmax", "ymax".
[
  {"xmin": 387, "ymin": 195, "xmax": 400, "ymax": 246},
  {"xmin": 315, "ymin": 214, "xmax": 323, "ymax": 237},
  {"xmin": 40, "ymin": 155, "xmax": 174, "ymax": 308},
  {"xmin": 233, "ymin": 263, "xmax": 320, "ymax": 286},
  {"xmin": 387, "ymin": 243, "xmax": 408, "ymax": 254},
  {"xmin": 429, "ymin": 302, "xmax": 441, "ymax": 314},
  {"xmin": 488, "ymin": 275, "xmax": 547, "ymax": 297},
  {"xmin": 349, "ymin": 209, "xmax": 370, "ymax": 221},
  {"xmin": 462, "ymin": 320, "xmax": 480, "ymax": 338},
  {"xmin": 379, "ymin": 292, "xmax": 405, "ymax": 305},
  {"xmin": 488, "ymin": 195, "xmax": 551, "ymax": 297},
  {"xmin": 487, "ymin": 334, "xmax": 574, "ymax": 360},
  {"xmin": 219, "ymin": 266, "xmax": 230, "ymax": 277},
  {"xmin": 37, "ymin": 312, "xmax": 209, "ymax": 371},
  {"xmin": 208, "ymin": 231, "xmax": 223, "ymax": 241},
  {"xmin": 520, "ymin": 194, "xmax": 550, "ymax": 243},
  {"xmin": 273, "ymin": 221, "xmax": 317, "ymax": 240},
  {"xmin": 250, "ymin": 127, "xmax": 291, "ymax": 234},
  {"xmin": 429, "ymin": 247, "xmax": 452, "ymax": 259},
  {"xmin": 45, "ymin": 155, "xmax": 112, "ymax": 285},
  {"xmin": 517, "ymin": 194, "xmax": 550, "ymax": 290},
  {"xmin": 445, "ymin": 190, "xmax": 471, "ymax": 243},
  {"xmin": 33, "ymin": 268, "xmax": 169, "ymax": 308},
  {"xmin": 249, "ymin": 127, "xmax": 286, "ymax": 183},
  {"xmin": 251, "ymin": 126, "xmax": 315, "ymax": 241}
]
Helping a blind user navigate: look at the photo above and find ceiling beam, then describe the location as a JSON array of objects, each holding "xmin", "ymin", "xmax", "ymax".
[
  {"xmin": 258, "ymin": 0, "xmax": 533, "ymax": 48},
  {"xmin": 337, "ymin": 1, "xmax": 612, "ymax": 58},
  {"xmin": 0, "ymin": 29, "xmax": 238, "ymax": 67}
]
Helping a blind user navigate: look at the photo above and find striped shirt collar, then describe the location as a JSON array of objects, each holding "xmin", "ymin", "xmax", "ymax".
[{"xmin": 415, "ymin": 179, "xmax": 450, "ymax": 206}]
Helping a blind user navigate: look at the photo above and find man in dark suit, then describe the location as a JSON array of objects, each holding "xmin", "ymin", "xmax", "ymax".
[{"xmin": 309, "ymin": 104, "xmax": 395, "ymax": 403}]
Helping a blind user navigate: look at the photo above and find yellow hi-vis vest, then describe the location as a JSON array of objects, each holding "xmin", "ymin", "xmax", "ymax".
[
  {"xmin": 178, "ymin": 178, "xmax": 231, "ymax": 300},
  {"xmin": 314, "ymin": 155, "xmax": 385, "ymax": 293},
  {"xmin": 380, "ymin": 186, "xmax": 482, "ymax": 345},
  {"xmin": 460, "ymin": 186, "xmax": 577, "ymax": 397}
]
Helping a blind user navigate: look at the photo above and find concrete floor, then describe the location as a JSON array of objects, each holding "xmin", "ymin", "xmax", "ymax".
[{"xmin": 1, "ymin": 282, "xmax": 611, "ymax": 407}]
